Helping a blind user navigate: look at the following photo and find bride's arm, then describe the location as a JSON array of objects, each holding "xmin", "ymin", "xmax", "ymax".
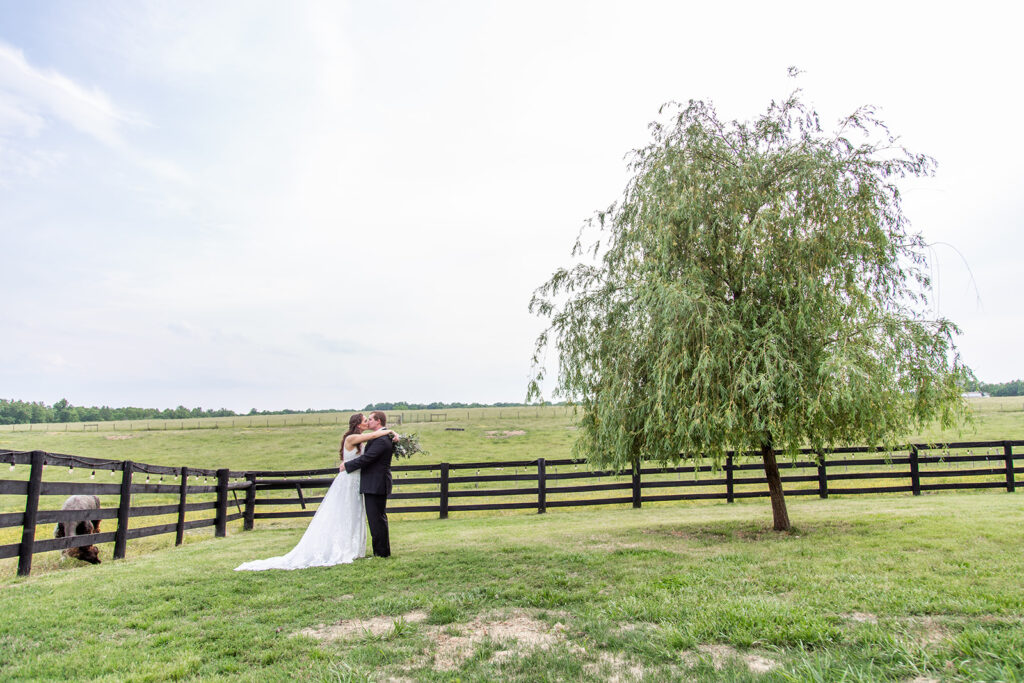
[{"xmin": 344, "ymin": 429, "xmax": 394, "ymax": 451}]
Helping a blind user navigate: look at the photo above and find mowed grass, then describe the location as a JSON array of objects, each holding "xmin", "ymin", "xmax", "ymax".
[
  {"xmin": 1, "ymin": 397, "xmax": 1022, "ymax": 574},
  {"xmin": 0, "ymin": 398, "xmax": 1020, "ymax": 471},
  {"xmin": 1, "ymin": 399, "xmax": 1023, "ymax": 679},
  {"xmin": 1, "ymin": 493, "xmax": 1022, "ymax": 681}
]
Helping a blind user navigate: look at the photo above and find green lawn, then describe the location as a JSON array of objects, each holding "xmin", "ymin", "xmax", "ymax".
[
  {"xmin": 2, "ymin": 398, "xmax": 1023, "ymax": 680},
  {"xmin": 1, "ymin": 398, "xmax": 1021, "ymax": 471},
  {"xmin": 1, "ymin": 493, "xmax": 1022, "ymax": 681}
]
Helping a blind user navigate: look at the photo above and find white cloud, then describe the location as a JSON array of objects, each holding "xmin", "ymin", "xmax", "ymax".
[{"xmin": 0, "ymin": 41, "xmax": 141, "ymax": 146}]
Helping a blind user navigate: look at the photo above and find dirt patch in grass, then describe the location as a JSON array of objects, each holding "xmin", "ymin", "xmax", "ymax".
[
  {"xmin": 681, "ymin": 644, "xmax": 779, "ymax": 674},
  {"xmin": 844, "ymin": 612, "xmax": 879, "ymax": 624},
  {"xmin": 485, "ymin": 430, "xmax": 527, "ymax": 438},
  {"xmin": 583, "ymin": 652, "xmax": 646, "ymax": 681},
  {"xmin": 842, "ymin": 613, "xmax": 950, "ymax": 645},
  {"xmin": 104, "ymin": 435, "xmax": 136, "ymax": 441},
  {"xmin": 298, "ymin": 608, "xmax": 577, "ymax": 672},
  {"xmin": 905, "ymin": 616, "xmax": 951, "ymax": 645},
  {"xmin": 433, "ymin": 610, "xmax": 574, "ymax": 670},
  {"xmin": 296, "ymin": 610, "xmax": 428, "ymax": 640}
]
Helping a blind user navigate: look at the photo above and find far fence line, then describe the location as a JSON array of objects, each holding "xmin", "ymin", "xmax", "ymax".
[
  {"xmin": 0, "ymin": 407, "xmax": 574, "ymax": 433},
  {"xmin": 2, "ymin": 440, "xmax": 1020, "ymax": 577}
]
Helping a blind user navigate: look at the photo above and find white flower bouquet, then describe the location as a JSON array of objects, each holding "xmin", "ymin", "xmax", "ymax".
[{"xmin": 393, "ymin": 433, "xmax": 426, "ymax": 459}]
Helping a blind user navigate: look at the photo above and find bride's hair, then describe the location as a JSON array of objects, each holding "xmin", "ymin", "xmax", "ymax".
[{"xmin": 340, "ymin": 413, "xmax": 365, "ymax": 456}]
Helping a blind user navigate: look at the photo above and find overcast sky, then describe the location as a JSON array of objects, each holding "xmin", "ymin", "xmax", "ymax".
[{"xmin": 1, "ymin": 1, "xmax": 1021, "ymax": 412}]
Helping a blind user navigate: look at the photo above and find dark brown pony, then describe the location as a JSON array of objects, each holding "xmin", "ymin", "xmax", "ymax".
[{"xmin": 54, "ymin": 495, "xmax": 102, "ymax": 564}]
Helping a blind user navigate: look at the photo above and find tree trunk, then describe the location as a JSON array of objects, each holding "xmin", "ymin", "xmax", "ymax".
[{"xmin": 761, "ymin": 438, "xmax": 791, "ymax": 531}]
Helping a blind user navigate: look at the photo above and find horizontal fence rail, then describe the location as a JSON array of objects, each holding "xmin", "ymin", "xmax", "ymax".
[
  {"xmin": 0, "ymin": 450, "xmax": 248, "ymax": 576},
  {"xmin": 2, "ymin": 440, "xmax": 1022, "ymax": 576}
]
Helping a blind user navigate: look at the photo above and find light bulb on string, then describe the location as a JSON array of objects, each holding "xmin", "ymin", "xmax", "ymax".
[
  {"xmin": 90, "ymin": 470, "xmax": 95, "ymax": 479},
  {"xmin": 8, "ymin": 463, "xmax": 14, "ymax": 471},
  {"xmin": 68, "ymin": 465, "xmax": 73, "ymax": 474}
]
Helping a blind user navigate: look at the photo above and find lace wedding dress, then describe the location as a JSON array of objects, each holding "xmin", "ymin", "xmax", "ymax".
[{"xmin": 235, "ymin": 447, "xmax": 367, "ymax": 571}]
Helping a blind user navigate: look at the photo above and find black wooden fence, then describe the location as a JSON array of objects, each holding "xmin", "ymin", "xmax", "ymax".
[
  {"xmin": 0, "ymin": 450, "xmax": 249, "ymax": 577},
  {"xmin": 2, "ymin": 440, "xmax": 1021, "ymax": 576}
]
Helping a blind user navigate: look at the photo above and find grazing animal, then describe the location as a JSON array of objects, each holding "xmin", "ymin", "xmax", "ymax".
[{"xmin": 54, "ymin": 495, "xmax": 102, "ymax": 564}]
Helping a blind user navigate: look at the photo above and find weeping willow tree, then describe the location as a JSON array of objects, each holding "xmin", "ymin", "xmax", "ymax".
[{"xmin": 529, "ymin": 87, "xmax": 970, "ymax": 531}]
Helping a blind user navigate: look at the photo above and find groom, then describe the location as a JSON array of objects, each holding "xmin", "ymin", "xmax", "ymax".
[{"xmin": 343, "ymin": 411, "xmax": 394, "ymax": 558}]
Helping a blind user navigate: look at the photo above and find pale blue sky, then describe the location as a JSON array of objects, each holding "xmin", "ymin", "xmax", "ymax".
[{"xmin": 1, "ymin": 1, "xmax": 1021, "ymax": 411}]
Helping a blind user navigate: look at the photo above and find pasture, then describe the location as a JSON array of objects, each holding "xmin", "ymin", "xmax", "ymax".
[
  {"xmin": 1, "ymin": 398, "xmax": 1023, "ymax": 680},
  {"xmin": 1, "ymin": 494, "xmax": 1022, "ymax": 681},
  {"xmin": 1, "ymin": 397, "xmax": 1021, "ymax": 470}
]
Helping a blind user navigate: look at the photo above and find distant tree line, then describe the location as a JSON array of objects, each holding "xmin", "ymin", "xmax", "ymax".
[
  {"xmin": 0, "ymin": 398, "xmax": 561, "ymax": 425},
  {"xmin": 0, "ymin": 399, "xmax": 241, "ymax": 425},
  {"xmin": 963, "ymin": 379, "xmax": 1024, "ymax": 397},
  {"xmin": 361, "ymin": 401, "xmax": 561, "ymax": 411}
]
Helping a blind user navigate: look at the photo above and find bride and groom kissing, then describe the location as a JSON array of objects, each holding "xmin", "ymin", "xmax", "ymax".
[{"xmin": 235, "ymin": 411, "xmax": 399, "ymax": 571}]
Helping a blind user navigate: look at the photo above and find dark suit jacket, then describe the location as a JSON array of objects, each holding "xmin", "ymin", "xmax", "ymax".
[{"xmin": 343, "ymin": 433, "xmax": 394, "ymax": 496}]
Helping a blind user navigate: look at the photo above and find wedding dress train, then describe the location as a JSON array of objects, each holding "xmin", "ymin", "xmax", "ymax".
[{"xmin": 234, "ymin": 447, "xmax": 366, "ymax": 571}]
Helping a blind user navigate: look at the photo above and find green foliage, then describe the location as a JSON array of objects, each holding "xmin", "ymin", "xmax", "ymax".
[
  {"xmin": 0, "ymin": 399, "xmax": 563, "ymax": 426},
  {"xmin": 363, "ymin": 400, "xmax": 559, "ymax": 411},
  {"xmin": 964, "ymin": 378, "xmax": 1024, "ymax": 397},
  {"xmin": 531, "ymin": 87, "xmax": 970, "ymax": 469},
  {"xmin": 392, "ymin": 432, "xmax": 427, "ymax": 459},
  {"xmin": 0, "ymin": 398, "xmax": 239, "ymax": 425}
]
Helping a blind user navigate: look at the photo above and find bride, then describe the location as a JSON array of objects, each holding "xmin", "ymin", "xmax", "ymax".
[{"xmin": 235, "ymin": 413, "xmax": 396, "ymax": 571}]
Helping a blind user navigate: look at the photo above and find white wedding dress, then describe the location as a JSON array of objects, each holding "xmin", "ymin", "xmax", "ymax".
[{"xmin": 235, "ymin": 447, "xmax": 367, "ymax": 571}]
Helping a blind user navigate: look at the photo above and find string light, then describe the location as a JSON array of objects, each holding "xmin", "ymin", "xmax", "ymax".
[
  {"xmin": 68, "ymin": 465, "xmax": 73, "ymax": 474},
  {"xmin": 8, "ymin": 463, "xmax": 14, "ymax": 471},
  {"xmin": 90, "ymin": 470, "xmax": 95, "ymax": 479}
]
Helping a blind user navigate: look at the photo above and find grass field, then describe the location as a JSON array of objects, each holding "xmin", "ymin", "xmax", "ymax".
[
  {"xmin": 2, "ymin": 398, "xmax": 1023, "ymax": 680},
  {"xmin": 2, "ymin": 397, "xmax": 1021, "ymax": 470},
  {"xmin": 1, "ymin": 493, "xmax": 1022, "ymax": 681}
]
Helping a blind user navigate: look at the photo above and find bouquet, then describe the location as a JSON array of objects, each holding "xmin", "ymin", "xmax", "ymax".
[{"xmin": 393, "ymin": 433, "xmax": 426, "ymax": 459}]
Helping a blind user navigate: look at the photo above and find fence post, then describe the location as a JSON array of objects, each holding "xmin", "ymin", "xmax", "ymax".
[
  {"xmin": 114, "ymin": 461, "xmax": 134, "ymax": 559},
  {"xmin": 726, "ymin": 455, "xmax": 735, "ymax": 503},
  {"xmin": 215, "ymin": 469, "xmax": 229, "ymax": 537},
  {"xmin": 631, "ymin": 460, "xmax": 642, "ymax": 508},
  {"xmin": 1004, "ymin": 441, "xmax": 1016, "ymax": 493},
  {"xmin": 439, "ymin": 463, "xmax": 450, "ymax": 519},
  {"xmin": 537, "ymin": 458, "xmax": 546, "ymax": 514},
  {"xmin": 909, "ymin": 445, "xmax": 921, "ymax": 496},
  {"xmin": 244, "ymin": 473, "xmax": 256, "ymax": 531},
  {"xmin": 816, "ymin": 451, "xmax": 828, "ymax": 499},
  {"xmin": 175, "ymin": 467, "xmax": 188, "ymax": 545},
  {"xmin": 16, "ymin": 451, "xmax": 45, "ymax": 577}
]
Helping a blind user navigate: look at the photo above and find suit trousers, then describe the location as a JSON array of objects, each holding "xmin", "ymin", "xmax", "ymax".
[{"xmin": 363, "ymin": 493, "xmax": 390, "ymax": 558}]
